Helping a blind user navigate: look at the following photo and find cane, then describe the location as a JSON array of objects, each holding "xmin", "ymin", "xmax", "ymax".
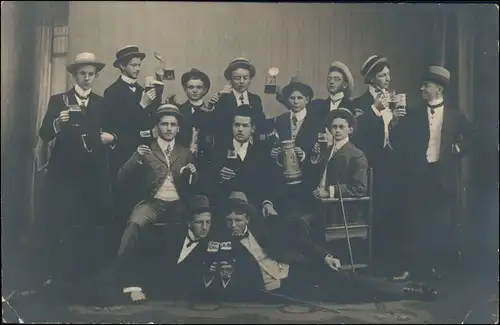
[
  {"xmin": 2, "ymin": 296, "xmax": 24, "ymax": 323},
  {"xmin": 338, "ymin": 183, "xmax": 356, "ymax": 273}
]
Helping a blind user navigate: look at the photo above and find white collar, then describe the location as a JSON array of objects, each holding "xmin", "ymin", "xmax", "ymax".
[
  {"xmin": 334, "ymin": 137, "xmax": 349, "ymax": 151},
  {"xmin": 157, "ymin": 137, "xmax": 175, "ymax": 151},
  {"xmin": 232, "ymin": 89, "xmax": 248, "ymax": 98},
  {"xmin": 368, "ymin": 85, "xmax": 388, "ymax": 99},
  {"xmin": 329, "ymin": 92, "xmax": 344, "ymax": 102},
  {"xmin": 189, "ymin": 99, "xmax": 204, "ymax": 106},
  {"xmin": 291, "ymin": 108, "xmax": 307, "ymax": 122},
  {"xmin": 428, "ymin": 98, "xmax": 444, "ymax": 107},
  {"xmin": 233, "ymin": 138, "xmax": 250, "ymax": 150},
  {"xmin": 74, "ymin": 84, "xmax": 91, "ymax": 98},
  {"xmin": 187, "ymin": 228, "xmax": 197, "ymax": 241},
  {"xmin": 121, "ymin": 74, "xmax": 138, "ymax": 85}
]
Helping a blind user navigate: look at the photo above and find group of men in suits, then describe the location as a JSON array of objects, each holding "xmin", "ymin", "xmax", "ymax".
[{"xmin": 36, "ymin": 44, "xmax": 473, "ymax": 304}]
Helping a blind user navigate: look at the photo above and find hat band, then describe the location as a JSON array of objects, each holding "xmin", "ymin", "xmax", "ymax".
[
  {"xmin": 361, "ymin": 56, "xmax": 381, "ymax": 76},
  {"xmin": 423, "ymin": 74, "xmax": 449, "ymax": 86}
]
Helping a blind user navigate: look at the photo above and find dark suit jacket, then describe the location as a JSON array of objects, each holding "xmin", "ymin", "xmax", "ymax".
[
  {"xmin": 391, "ymin": 104, "xmax": 474, "ymax": 192},
  {"xmin": 209, "ymin": 139, "xmax": 274, "ymax": 212},
  {"xmin": 101, "ymin": 77, "xmax": 160, "ymax": 171},
  {"xmin": 304, "ymin": 141, "xmax": 368, "ymax": 199},
  {"xmin": 309, "ymin": 97, "xmax": 356, "ymax": 124},
  {"xmin": 39, "ymin": 88, "xmax": 109, "ymax": 175},
  {"xmin": 177, "ymin": 100, "xmax": 214, "ymax": 148},
  {"xmin": 117, "ymin": 140, "xmax": 197, "ymax": 203},
  {"xmin": 211, "ymin": 91, "xmax": 266, "ymax": 145},
  {"xmin": 273, "ymin": 110, "xmax": 321, "ymax": 157},
  {"xmin": 351, "ymin": 91, "xmax": 391, "ymax": 165}
]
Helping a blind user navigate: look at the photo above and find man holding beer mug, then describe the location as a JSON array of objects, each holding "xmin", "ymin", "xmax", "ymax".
[
  {"xmin": 38, "ymin": 52, "xmax": 114, "ymax": 285},
  {"xmin": 352, "ymin": 55, "xmax": 407, "ymax": 264}
]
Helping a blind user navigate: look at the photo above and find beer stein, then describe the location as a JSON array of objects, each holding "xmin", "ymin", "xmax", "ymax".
[
  {"xmin": 68, "ymin": 105, "xmax": 84, "ymax": 127},
  {"xmin": 265, "ymin": 67, "xmax": 279, "ymax": 94},
  {"xmin": 277, "ymin": 140, "xmax": 302, "ymax": 185}
]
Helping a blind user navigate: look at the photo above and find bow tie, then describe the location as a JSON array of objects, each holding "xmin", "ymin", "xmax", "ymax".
[
  {"xmin": 232, "ymin": 231, "xmax": 249, "ymax": 239},
  {"xmin": 428, "ymin": 101, "xmax": 444, "ymax": 114},
  {"xmin": 186, "ymin": 236, "xmax": 200, "ymax": 248},
  {"xmin": 128, "ymin": 82, "xmax": 138, "ymax": 91},
  {"xmin": 330, "ymin": 97, "xmax": 342, "ymax": 104}
]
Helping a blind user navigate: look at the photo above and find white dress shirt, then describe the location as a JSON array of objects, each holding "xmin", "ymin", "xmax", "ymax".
[
  {"xmin": 154, "ymin": 138, "xmax": 180, "ymax": 202},
  {"xmin": 232, "ymin": 89, "xmax": 250, "ymax": 106},
  {"xmin": 369, "ymin": 85, "xmax": 394, "ymax": 148},
  {"xmin": 177, "ymin": 229, "xmax": 199, "ymax": 264},
  {"xmin": 233, "ymin": 138, "xmax": 250, "ymax": 161},
  {"xmin": 240, "ymin": 230, "xmax": 290, "ymax": 291},
  {"xmin": 319, "ymin": 137, "xmax": 350, "ymax": 197},
  {"xmin": 329, "ymin": 92, "xmax": 345, "ymax": 111},
  {"xmin": 121, "ymin": 74, "xmax": 138, "ymax": 92},
  {"xmin": 290, "ymin": 108, "xmax": 307, "ymax": 141},
  {"xmin": 426, "ymin": 99, "xmax": 445, "ymax": 163},
  {"xmin": 74, "ymin": 84, "xmax": 91, "ymax": 107}
]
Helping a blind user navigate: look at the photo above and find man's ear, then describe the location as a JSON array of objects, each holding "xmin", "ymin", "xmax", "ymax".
[{"xmin": 348, "ymin": 126, "xmax": 354, "ymax": 135}]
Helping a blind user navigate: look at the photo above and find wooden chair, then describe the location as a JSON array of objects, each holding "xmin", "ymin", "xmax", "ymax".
[{"xmin": 320, "ymin": 168, "xmax": 374, "ymax": 272}]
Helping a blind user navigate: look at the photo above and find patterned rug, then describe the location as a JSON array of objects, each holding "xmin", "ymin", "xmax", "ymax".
[{"xmin": 28, "ymin": 300, "xmax": 433, "ymax": 324}]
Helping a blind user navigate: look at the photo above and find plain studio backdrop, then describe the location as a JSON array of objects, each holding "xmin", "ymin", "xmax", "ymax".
[{"xmin": 1, "ymin": 2, "xmax": 498, "ymax": 279}]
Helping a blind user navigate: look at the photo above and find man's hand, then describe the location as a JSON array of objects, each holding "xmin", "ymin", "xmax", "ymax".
[
  {"xmin": 262, "ymin": 202, "xmax": 278, "ymax": 217},
  {"xmin": 181, "ymin": 163, "xmax": 197, "ymax": 175},
  {"xmin": 324, "ymin": 254, "xmax": 341, "ymax": 271},
  {"xmin": 190, "ymin": 143, "xmax": 198, "ymax": 156},
  {"xmin": 100, "ymin": 132, "xmax": 115, "ymax": 145},
  {"xmin": 313, "ymin": 187, "xmax": 330, "ymax": 199},
  {"xmin": 220, "ymin": 167, "xmax": 236, "ymax": 181},
  {"xmin": 56, "ymin": 110, "xmax": 70, "ymax": 126},
  {"xmin": 325, "ymin": 127, "xmax": 334, "ymax": 147},
  {"xmin": 208, "ymin": 93, "xmax": 221, "ymax": 106},
  {"xmin": 373, "ymin": 92, "xmax": 388, "ymax": 111},
  {"xmin": 270, "ymin": 147, "xmax": 281, "ymax": 160},
  {"xmin": 392, "ymin": 107, "xmax": 406, "ymax": 119},
  {"xmin": 140, "ymin": 89, "xmax": 156, "ymax": 108},
  {"xmin": 294, "ymin": 147, "xmax": 305, "ymax": 162},
  {"xmin": 135, "ymin": 145, "xmax": 151, "ymax": 163}
]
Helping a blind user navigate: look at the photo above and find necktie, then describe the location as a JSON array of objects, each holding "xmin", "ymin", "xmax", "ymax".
[
  {"xmin": 233, "ymin": 230, "xmax": 249, "ymax": 239},
  {"xmin": 75, "ymin": 92, "xmax": 89, "ymax": 101},
  {"xmin": 186, "ymin": 236, "xmax": 200, "ymax": 248},
  {"xmin": 331, "ymin": 97, "xmax": 342, "ymax": 105},
  {"xmin": 239, "ymin": 94, "xmax": 245, "ymax": 105},
  {"xmin": 291, "ymin": 115, "xmax": 298, "ymax": 127},
  {"xmin": 129, "ymin": 82, "xmax": 138, "ymax": 92},
  {"xmin": 428, "ymin": 101, "xmax": 444, "ymax": 115},
  {"xmin": 165, "ymin": 145, "xmax": 172, "ymax": 165}
]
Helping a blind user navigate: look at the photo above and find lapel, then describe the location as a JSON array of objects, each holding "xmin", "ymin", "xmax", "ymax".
[
  {"xmin": 295, "ymin": 110, "xmax": 312, "ymax": 143},
  {"xmin": 169, "ymin": 143, "xmax": 182, "ymax": 168},
  {"xmin": 64, "ymin": 88, "xmax": 78, "ymax": 106},
  {"xmin": 180, "ymin": 101, "xmax": 194, "ymax": 119},
  {"xmin": 439, "ymin": 105, "xmax": 453, "ymax": 157},
  {"xmin": 151, "ymin": 141, "xmax": 169, "ymax": 167},
  {"xmin": 321, "ymin": 141, "xmax": 351, "ymax": 177},
  {"xmin": 281, "ymin": 112, "xmax": 293, "ymax": 140}
]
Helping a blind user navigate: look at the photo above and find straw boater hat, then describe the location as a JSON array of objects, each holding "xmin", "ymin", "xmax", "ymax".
[
  {"xmin": 325, "ymin": 107, "xmax": 358, "ymax": 133},
  {"xmin": 360, "ymin": 55, "xmax": 389, "ymax": 84},
  {"xmin": 281, "ymin": 76, "xmax": 314, "ymax": 101},
  {"xmin": 224, "ymin": 57, "xmax": 256, "ymax": 80},
  {"xmin": 113, "ymin": 45, "xmax": 146, "ymax": 68},
  {"xmin": 422, "ymin": 65, "xmax": 451, "ymax": 87},
  {"xmin": 155, "ymin": 104, "xmax": 183, "ymax": 123},
  {"xmin": 188, "ymin": 195, "xmax": 212, "ymax": 215},
  {"xmin": 66, "ymin": 52, "xmax": 106, "ymax": 74},
  {"xmin": 181, "ymin": 68, "xmax": 211, "ymax": 93},
  {"xmin": 227, "ymin": 191, "xmax": 256, "ymax": 218},
  {"xmin": 329, "ymin": 61, "xmax": 355, "ymax": 95}
]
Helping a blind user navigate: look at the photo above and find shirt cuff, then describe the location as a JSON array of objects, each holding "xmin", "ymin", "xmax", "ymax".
[
  {"xmin": 262, "ymin": 200, "xmax": 273, "ymax": 208},
  {"xmin": 123, "ymin": 286, "xmax": 142, "ymax": 293},
  {"xmin": 328, "ymin": 186, "xmax": 335, "ymax": 199},
  {"xmin": 53, "ymin": 119, "xmax": 61, "ymax": 134}
]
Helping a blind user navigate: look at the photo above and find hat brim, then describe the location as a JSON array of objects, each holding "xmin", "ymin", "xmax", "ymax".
[
  {"xmin": 422, "ymin": 74, "xmax": 449, "ymax": 87},
  {"xmin": 181, "ymin": 70, "xmax": 211, "ymax": 93},
  {"xmin": 113, "ymin": 52, "xmax": 146, "ymax": 68},
  {"xmin": 363, "ymin": 57, "xmax": 389, "ymax": 83},
  {"xmin": 155, "ymin": 111, "xmax": 184, "ymax": 123},
  {"xmin": 325, "ymin": 109, "xmax": 358, "ymax": 134},
  {"xmin": 67, "ymin": 62, "xmax": 106, "ymax": 74},
  {"xmin": 224, "ymin": 63, "xmax": 256, "ymax": 80},
  {"xmin": 330, "ymin": 62, "xmax": 355, "ymax": 94},
  {"xmin": 227, "ymin": 199, "xmax": 256, "ymax": 218}
]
